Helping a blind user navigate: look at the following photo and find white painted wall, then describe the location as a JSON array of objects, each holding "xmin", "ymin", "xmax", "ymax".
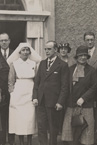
[{"xmin": 21, "ymin": 0, "xmax": 55, "ymax": 58}]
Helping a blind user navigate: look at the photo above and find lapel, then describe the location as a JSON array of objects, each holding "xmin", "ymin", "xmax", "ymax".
[
  {"xmin": 8, "ymin": 49, "xmax": 13, "ymax": 57},
  {"xmin": 42, "ymin": 59, "xmax": 48, "ymax": 77},
  {"xmin": 0, "ymin": 50, "xmax": 9, "ymax": 69},
  {"xmin": 84, "ymin": 63, "xmax": 90, "ymax": 76},
  {"xmin": 88, "ymin": 48, "xmax": 97, "ymax": 66},
  {"xmin": 45, "ymin": 57, "xmax": 61, "ymax": 79}
]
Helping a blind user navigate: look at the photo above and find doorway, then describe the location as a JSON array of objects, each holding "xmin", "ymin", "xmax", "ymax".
[{"xmin": 0, "ymin": 21, "xmax": 26, "ymax": 50}]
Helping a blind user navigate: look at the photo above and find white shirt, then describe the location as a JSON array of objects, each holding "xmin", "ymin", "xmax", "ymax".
[
  {"xmin": 47, "ymin": 56, "xmax": 57, "ymax": 71},
  {"xmin": 48, "ymin": 56, "xmax": 57, "ymax": 67},
  {"xmin": 88, "ymin": 47, "xmax": 95, "ymax": 57},
  {"xmin": 1, "ymin": 48, "xmax": 9, "ymax": 59}
]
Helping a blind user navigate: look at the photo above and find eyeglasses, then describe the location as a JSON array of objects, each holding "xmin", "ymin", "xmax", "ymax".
[
  {"xmin": 85, "ymin": 39, "xmax": 94, "ymax": 42},
  {"xmin": 0, "ymin": 39, "xmax": 9, "ymax": 42}
]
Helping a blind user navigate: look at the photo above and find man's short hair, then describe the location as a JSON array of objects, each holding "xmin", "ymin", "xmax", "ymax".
[
  {"xmin": 83, "ymin": 32, "xmax": 95, "ymax": 40},
  {"xmin": 0, "ymin": 32, "xmax": 10, "ymax": 39},
  {"xmin": 46, "ymin": 40, "xmax": 58, "ymax": 49}
]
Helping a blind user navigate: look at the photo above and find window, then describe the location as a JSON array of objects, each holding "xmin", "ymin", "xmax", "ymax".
[{"xmin": 0, "ymin": 0, "xmax": 24, "ymax": 10}]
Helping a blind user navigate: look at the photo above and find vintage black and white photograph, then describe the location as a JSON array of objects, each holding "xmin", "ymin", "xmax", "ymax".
[{"xmin": 0, "ymin": 0, "xmax": 97, "ymax": 145}]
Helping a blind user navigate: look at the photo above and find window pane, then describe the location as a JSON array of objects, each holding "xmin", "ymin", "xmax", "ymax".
[
  {"xmin": 16, "ymin": 0, "xmax": 19, "ymax": 4},
  {"xmin": 0, "ymin": 0, "xmax": 24, "ymax": 10},
  {"xmin": 6, "ymin": 0, "xmax": 14, "ymax": 4}
]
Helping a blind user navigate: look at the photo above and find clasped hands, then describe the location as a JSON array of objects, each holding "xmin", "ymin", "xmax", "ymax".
[{"xmin": 33, "ymin": 99, "xmax": 63, "ymax": 110}]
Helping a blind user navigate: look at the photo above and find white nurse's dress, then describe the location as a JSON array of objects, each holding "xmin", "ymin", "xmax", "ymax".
[{"xmin": 9, "ymin": 58, "xmax": 37, "ymax": 135}]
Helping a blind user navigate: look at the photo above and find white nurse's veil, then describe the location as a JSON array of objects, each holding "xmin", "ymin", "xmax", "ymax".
[{"xmin": 7, "ymin": 42, "xmax": 41, "ymax": 65}]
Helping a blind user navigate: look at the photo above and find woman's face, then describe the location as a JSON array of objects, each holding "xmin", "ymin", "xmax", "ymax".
[
  {"xmin": 77, "ymin": 54, "xmax": 88, "ymax": 65},
  {"xmin": 20, "ymin": 47, "xmax": 31, "ymax": 60},
  {"xmin": 59, "ymin": 47, "xmax": 68, "ymax": 57}
]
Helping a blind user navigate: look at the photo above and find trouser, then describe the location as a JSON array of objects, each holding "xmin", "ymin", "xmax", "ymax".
[
  {"xmin": 8, "ymin": 134, "xmax": 15, "ymax": 145},
  {"xmin": 0, "ymin": 105, "xmax": 8, "ymax": 144},
  {"xmin": 37, "ymin": 105, "xmax": 61, "ymax": 145}
]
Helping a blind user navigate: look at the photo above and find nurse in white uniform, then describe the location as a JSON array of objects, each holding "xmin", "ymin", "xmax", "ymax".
[{"xmin": 7, "ymin": 42, "xmax": 41, "ymax": 145}]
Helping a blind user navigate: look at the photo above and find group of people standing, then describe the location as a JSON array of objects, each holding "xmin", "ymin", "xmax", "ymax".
[{"xmin": 0, "ymin": 31, "xmax": 97, "ymax": 145}]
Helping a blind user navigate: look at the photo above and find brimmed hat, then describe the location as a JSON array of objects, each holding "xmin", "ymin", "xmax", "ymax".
[
  {"xmin": 74, "ymin": 45, "xmax": 90, "ymax": 59},
  {"xmin": 58, "ymin": 43, "xmax": 71, "ymax": 53}
]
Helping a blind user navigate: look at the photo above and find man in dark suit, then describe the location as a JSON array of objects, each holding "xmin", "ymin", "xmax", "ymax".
[
  {"xmin": 0, "ymin": 33, "xmax": 14, "ymax": 145},
  {"xmin": 84, "ymin": 32, "xmax": 97, "ymax": 145},
  {"xmin": 33, "ymin": 40, "xmax": 70, "ymax": 145}
]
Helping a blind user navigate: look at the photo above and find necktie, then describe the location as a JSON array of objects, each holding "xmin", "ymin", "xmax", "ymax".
[
  {"xmin": 4, "ymin": 50, "xmax": 7, "ymax": 59},
  {"xmin": 47, "ymin": 60, "xmax": 53, "ymax": 71},
  {"xmin": 48, "ymin": 60, "xmax": 53, "ymax": 68}
]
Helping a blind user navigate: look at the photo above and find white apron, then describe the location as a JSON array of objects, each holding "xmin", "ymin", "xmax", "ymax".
[{"xmin": 9, "ymin": 58, "xmax": 37, "ymax": 135}]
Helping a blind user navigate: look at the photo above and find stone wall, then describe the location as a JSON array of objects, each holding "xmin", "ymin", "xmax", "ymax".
[{"xmin": 55, "ymin": 0, "xmax": 97, "ymax": 56}]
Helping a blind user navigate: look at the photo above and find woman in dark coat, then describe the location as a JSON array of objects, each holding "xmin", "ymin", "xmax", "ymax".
[
  {"xmin": 57, "ymin": 43, "xmax": 74, "ymax": 135},
  {"xmin": 0, "ymin": 51, "xmax": 9, "ymax": 145},
  {"xmin": 62, "ymin": 46, "xmax": 97, "ymax": 145}
]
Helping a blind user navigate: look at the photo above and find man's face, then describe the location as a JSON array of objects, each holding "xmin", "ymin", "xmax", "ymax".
[
  {"xmin": 0, "ymin": 34, "xmax": 10, "ymax": 50},
  {"xmin": 84, "ymin": 35, "xmax": 95, "ymax": 49},
  {"xmin": 44, "ymin": 42, "xmax": 57, "ymax": 59}
]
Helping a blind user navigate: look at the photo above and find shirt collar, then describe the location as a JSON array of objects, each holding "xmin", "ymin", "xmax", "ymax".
[
  {"xmin": 88, "ymin": 46, "xmax": 95, "ymax": 57},
  {"xmin": 18, "ymin": 58, "xmax": 30, "ymax": 64},
  {"xmin": 48, "ymin": 56, "xmax": 57, "ymax": 62},
  {"xmin": 1, "ymin": 48, "xmax": 9, "ymax": 58},
  {"xmin": 1, "ymin": 48, "xmax": 9, "ymax": 52}
]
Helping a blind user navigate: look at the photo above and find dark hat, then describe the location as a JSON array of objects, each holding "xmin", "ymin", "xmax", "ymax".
[
  {"xmin": 74, "ymin": 45, "xmax": 90, "ymax": 59},
  {"xmin": 58, "ymin": 43, "xmax": 71, "ymax": 53}
]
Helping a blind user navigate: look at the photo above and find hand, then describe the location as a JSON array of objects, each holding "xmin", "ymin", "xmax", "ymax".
[
  {"xmin": 33, "ymin": 99, "xmax": 38, "ymax": 106},
  {"xmin": 10, "ymin": 92, "xmax": 13, "ymax": 96},
  {"xmin": 77, "ymin": 98, "xmax": 84, "ymax": 106},
  {"xmin": 55, "ymin": 103, "xmax": 63, "ymax": 111}
]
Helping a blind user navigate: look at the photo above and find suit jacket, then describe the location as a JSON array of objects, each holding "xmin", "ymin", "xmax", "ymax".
[
  {"xmin": 88, "ymin": 47, "xmax": 97, "ymax": 69},
  {"xmin": 8, "ymin": 48, "xmax": 13, "ymax": 57},
  {"xmin": 0, "ymin": 51, "xmax": 10, "ymax": 106},
  {"xmin": 33, "ymin": 57, "xmax": 70, "ymax": 107},
  {"xmin": 68, "ymin": 63, "xmax": 97, "ymax": 108},
  {"xmin": 0, "ymin": 48, "xmax": 13, "ymax": 59},
  {"xmin": 0, "ymin": 48, "xmax": 13, "ymax": 105}
]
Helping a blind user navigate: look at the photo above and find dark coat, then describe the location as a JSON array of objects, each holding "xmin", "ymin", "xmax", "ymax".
[
  {"xmin": 88, "ymin": 48, "xmax": 97, "ymax": 143},
  {"xmin": 68, "ymin": 63, "xmax": 97, "ymax": 108},
  {"xmin": 0, "ymin": 48, "xmax": 14, "ymax": 59},
  {"xmin": 33, "ymin": 57, "xmax": 70, "ymax": 108},
  {"xmin": 0, "ymin": 48, "xmax": 13, "ymax": 105},
  {"xmin": 8, "ymin": 48, "xmax": 14, "ymax": 57},
  {"xmin": 88, "ymin": 47, "xmax": 97, "ymax": 69},
  {"xmin": 0, "ymin": 52, "xmax": 9, "ymax": 105},
  {"xmin": 0, "ymin": 49, "xmax": 13, "ymax": 144}
]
